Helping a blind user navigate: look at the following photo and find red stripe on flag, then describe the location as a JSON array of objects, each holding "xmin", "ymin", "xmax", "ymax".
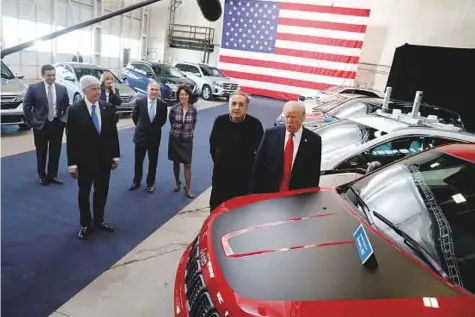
[
  {"xmin": 223, "ymin": 70, "xmax": 332, "ymax": 91},
  {"xmin": 240, "ymin": 86, "xmax": 299, "ymax": 101},
  {"xmin": 219, "ymin": 55, "xmax": 356, "ymax": 79},
  {"xmin": 279, "ymin": 18, "xmax": 367, "ymax": 33},
  {"xmin": 280, "ymin": 3, "xmax": 371, "ymax": 17},
  {"xmin": 276, "ymin": 32, "xmax": 363, "ymax": 49},
  {"xmin": 276, "ymin": 47, "xmax": 360, "ymax": 64}
]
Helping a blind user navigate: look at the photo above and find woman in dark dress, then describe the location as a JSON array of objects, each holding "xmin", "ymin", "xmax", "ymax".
[
  {"xmin": 168, "ymin": 85, "xmax": 198, "ymax": 198},
  {"xmin": 100, "ymin": 71, "xmax": 121, "ymax": 123}
]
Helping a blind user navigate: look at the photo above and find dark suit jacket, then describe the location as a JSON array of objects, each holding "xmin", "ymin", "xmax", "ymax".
[
  {"xmin": 100, "ymin": 87, "xmax": 121, "ymax": 123},
  {"xmin": 249, "ymin": 125, "xmax": 322, "ymax": 194},
  {"xmin": 66, "ymin": 100, "xmax": 120, "ymax": 169},
  {"xmin": 132, "ymin": 96, "xmax": 168, "ymax": 147},
  {"xmin": 23, "ymin": 82, "xmax": 70, "ymax": 130}
]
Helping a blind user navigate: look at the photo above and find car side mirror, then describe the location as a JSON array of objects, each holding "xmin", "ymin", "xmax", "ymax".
[
  {"xmin": 15, "ymin": 72, "xmax": 24, "ymax": 79},
  {"xmin": 195, "ymin": 72, "xmax": 201, "ymax": 77},
  {"xmin": 64, "ymin": 74, "xmax": 75, "ymax": 81},
  {"xmin": 366, "ymin": 161, "xmax": 382, "ymax": 174},
  {"xmin": 146, "ymin": 71, "xmax": 154, "ymax": 78}
]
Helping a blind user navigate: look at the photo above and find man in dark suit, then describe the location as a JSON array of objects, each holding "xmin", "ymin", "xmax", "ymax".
[
  {"xmin": 129, "ymin": 81, "xmax": 168, "ymax": 193},
  {"xmin": 249, "ymin": 101, "xmax": 322, "ymax": 194},
  {"xmin": 66, "ymin": 75, "xmax": 120, "ymax": 240},
  {"xmin": 23, "ymin": 64, "xmax": 70, "ymax": 185}
]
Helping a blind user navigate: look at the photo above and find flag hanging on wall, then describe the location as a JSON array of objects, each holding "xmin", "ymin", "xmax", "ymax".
[{"xmin": 218, "ymin": 0, "xmax": 371, "ymax": 100}]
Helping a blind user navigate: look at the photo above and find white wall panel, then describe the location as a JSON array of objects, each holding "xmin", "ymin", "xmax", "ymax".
[
  {"xmin": 1, "ymin": 0, "xmax": 145, "ymax": 79},
  {"xmin": 146, "ymin": 0, "xmax": 169, "ymax": 63},
  {"xmin": 157, "ymin": 0, "xmax": 475, "ymax": 91}
]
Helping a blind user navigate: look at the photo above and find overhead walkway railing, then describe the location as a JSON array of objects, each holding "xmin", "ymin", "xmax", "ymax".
[{"xmin": 168, "ymin": 24, "xmax": 215, "ymax": 53}]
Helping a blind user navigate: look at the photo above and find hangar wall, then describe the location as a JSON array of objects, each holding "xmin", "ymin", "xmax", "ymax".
[
  {"xmin": 163, "ymin": 0, "xmax": 475, "ymax": 91},
  {"xmin": 1, "ymin": 0, "xmax": 148, "ymax": 79}
]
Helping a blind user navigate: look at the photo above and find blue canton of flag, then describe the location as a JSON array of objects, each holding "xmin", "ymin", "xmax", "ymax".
[{"xmin": 221, "ymin": 0, "xmax": 280, "ymax": 53}]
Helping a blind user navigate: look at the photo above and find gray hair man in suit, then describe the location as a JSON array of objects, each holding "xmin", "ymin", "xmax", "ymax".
[
  {"xmin": 66, "ymin": 75, "xmax": 120, "ymax": 240},
  {"xmin": 23, "ymin": 64, "xmax": 70, "ymax": 186}
]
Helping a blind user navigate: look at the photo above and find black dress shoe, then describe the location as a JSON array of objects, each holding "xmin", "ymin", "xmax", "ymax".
[
  {"xmin": 39, "ymin": 178, "xmax": 49, "ymax": 186},
  {"xmin": 146, "ymin": 185, "xmax": 155, "ymax": 193},
  {"xmin": 95, "ymin": 221, "xmax": 115, "ymax": 232},
  {"xmin": 78, "ymin": 226, "xmax": 90, "ymax": 240},
  {"xmin": 129, "ymin": 183, "xmax": 140, "ymax": 191},
  {"xmin": 47, "ymin": 177, "xmax": 63, "ymax": 185}
]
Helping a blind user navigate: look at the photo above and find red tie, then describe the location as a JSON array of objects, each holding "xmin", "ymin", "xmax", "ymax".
[{"xmin": 280, "ymin": 133, "xmax": 294, "ymax": 192}]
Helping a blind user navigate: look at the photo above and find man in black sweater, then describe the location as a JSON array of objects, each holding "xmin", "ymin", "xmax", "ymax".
[{"xmin": 209, "ymin": 91, "xmax": 264, "ymax": 212}]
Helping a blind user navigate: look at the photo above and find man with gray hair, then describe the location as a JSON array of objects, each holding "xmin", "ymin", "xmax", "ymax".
[
  {"xmin": 209, "ymin": 91, "xmax": 263, "ymax": 212},
  {"xmin": 250, "ymin": 100, "xmax": 322, "ymax": 194},
  {"xmin": 66, "ymin": 75, "xmax": 120, "ymax": 240}
]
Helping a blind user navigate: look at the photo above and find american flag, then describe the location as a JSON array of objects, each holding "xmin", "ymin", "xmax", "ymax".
[{"xmin": 218, "ymin": 0, "xmax": 371, "ymax": 100}]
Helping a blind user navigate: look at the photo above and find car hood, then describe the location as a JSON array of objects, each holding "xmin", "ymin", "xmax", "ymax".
[
  {"xmin": 207, "ymin": 76, "xmax": 234, "ymax": 83},
  {"xmin": 158, "ymin": 76, "xmax": 195, "ymax": 86},
  {"xmin": 1, "ymin": 78, "xmax": 27, "ymax": 95},
  {"xmin": 115, "ymin": 82, "xmax": 136, "ymax": 96},
  {"xmin": 208, "ymin": 189, "xmax": 466, "ymax": 305}
]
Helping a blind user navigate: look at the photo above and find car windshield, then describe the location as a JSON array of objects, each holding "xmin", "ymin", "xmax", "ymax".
[
  {"xmin": 153, "ymin": 65, "xmax": 183, "ymax": 78},
  {"xmin": 74, "ymin": 67, "xmax": 121, "ymax": 83},
  {"xmin": 327, "ymin": 100, "xmax": 369, "ymax": 118},
  {"xmin": 346, "ymin": 149, "xmax": 475, "ymax": 294},
  {"xmin": 201, "ymin": 66, "xmax": 224, "ymax": 77},
  {"xmin": 1, "ymin": 61, "xmax": 15, "ymax": 80},
  {"xmin": 310, "ymin": 120, "xmax": 382, "ymax": 160}
]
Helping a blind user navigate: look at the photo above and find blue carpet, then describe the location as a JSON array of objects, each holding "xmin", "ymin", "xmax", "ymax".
[{"xmin": 1, "ymin": 97, "xmax": 283, "ymax": 317}]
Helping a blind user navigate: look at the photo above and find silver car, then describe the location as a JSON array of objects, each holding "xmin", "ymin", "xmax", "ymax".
[
  {"xmin": 308, "ymin": 112, "xmax": 475, "ymax": 187},
  {"xmin": 54, "ymin": 62, "xmax": 137, "ymax": 114},
  {"xmin": 1, "ymin": 60, "xmax": 29, "ymax": 129}
]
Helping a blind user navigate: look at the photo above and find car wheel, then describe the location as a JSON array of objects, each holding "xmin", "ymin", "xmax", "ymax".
[
  {"xmin": 202, "ymin": 85, "xmax": 212, "ymax": 101},
  {"xmin": 73, "ymin": 93, "xmax": 82, "ymax": 103}
]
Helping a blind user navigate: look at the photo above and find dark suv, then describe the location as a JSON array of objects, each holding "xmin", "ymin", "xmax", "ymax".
[{"xmin": 122, "ymin": 61, "xmax": 198, "ymax": 105}]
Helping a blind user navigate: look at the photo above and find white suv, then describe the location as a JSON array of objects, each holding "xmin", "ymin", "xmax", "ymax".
[{"xmin": 174, "ymin": 62, "xmax": 239, "ymax": 100}]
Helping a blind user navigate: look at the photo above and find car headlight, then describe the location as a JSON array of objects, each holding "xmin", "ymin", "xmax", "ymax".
[
  {"xmin": 16, "ymin": 103, "xmax": 23, "ymax": 111},
  {"xmin": 212, "ymin": 81, "xmax": 223, "ymax": 87},
  {"xmin": 13, "ymin": 94, "xmax": 25, "ymax": 102}
]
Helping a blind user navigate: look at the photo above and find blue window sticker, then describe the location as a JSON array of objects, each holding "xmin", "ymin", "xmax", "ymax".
[{"xmin": 353, "ymin": 223, "xmax": 375, "ymax": 265}]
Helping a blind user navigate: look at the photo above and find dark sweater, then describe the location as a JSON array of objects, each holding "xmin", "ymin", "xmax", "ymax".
[{"xmin": 210, "ymin": 114, "xmax": 264, "ymax": 189}]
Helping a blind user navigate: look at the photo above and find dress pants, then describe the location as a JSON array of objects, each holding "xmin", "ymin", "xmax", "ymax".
[
  {"xmin": 33, "ymin": 118, "xmax": 65, "ymax": 179},
  {"xmin": 77, "ymin": 163, "xmax": 111, "ymax": 227},
  {"xmin": 133, "ymin": 143, "xmax": 159, "ymax": 186}
]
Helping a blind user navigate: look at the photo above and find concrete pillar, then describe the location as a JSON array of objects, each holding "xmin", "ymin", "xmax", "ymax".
[{"xmin": 92, "ymin": 0, "xmax": 103, "ymax": 65}]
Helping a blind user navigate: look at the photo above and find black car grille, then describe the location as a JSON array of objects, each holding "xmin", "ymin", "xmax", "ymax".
[
  {"xmin": 185, "ymin": 236, "xmax": 220, "ymax": 317},
  {"xmin": 120, "ymin": 95, "xmax": 132, "ymax": 103},
  {"xmin": 1, "ymin": 95, "xmax": 22, "ymax": 110},
  {"xmin": 222, "ymin": 83, "xmax": 238, "ymax": 90}
]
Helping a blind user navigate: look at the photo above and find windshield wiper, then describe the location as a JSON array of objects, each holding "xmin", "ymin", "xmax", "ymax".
[
  {"xmin": 346, "ymin": 186, "xmax": 374, "ymax": 224},
  {"xmin": 372, "ymin": 211, "xmax": 448, "ymax": 278}
]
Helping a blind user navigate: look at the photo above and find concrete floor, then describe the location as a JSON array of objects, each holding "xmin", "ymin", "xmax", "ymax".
[{"xmin": 1, "ymin": 98, "xmax": 222, "ymax": 317}]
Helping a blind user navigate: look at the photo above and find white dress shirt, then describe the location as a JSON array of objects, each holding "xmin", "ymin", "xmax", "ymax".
[
  {"xmin": 44, "ymin": 82, "xmax": 57, "ymax": 113},
  {"xmin": 68, "ymin": 98, "xmax": 119, "ymax": 171},
  {"xmin": 284, "ymin": 125, "xmax": 303, "ymax": 169},
  {"xmin": 105, "ymin": 92, "xmax": 110, "ymax": 103}
]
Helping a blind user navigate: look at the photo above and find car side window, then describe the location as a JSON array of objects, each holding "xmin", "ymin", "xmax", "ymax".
[
  {"xmin": 354, "ymin": 89, "xmax": 379, "ymax": 97},
  {"xmin": 340, "ymin": 89, "xmax": 355, "ymax": 94},
  {"xmin": 334, "ymin": 136, "xmax": 426, "ymax": 172},
  {"xmin": 423, "ymin": 137, "xmax": 467, "ymax": 150},
  {"xmin": 175, "ymin": 64, "xmax": 186, "ymax": 71},
  {"xmin": 189, "ymin": 66, "xmax": 200, "ymax": 74}
]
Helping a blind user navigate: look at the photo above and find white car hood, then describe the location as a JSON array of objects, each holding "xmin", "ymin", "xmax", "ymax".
[{"xmin": 208, "ymin": 76, "xmax": 234, "ymax": 83}]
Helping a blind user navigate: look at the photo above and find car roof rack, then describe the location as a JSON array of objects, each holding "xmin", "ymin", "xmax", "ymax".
[{"xmin": 374, "ymin": 87, "xmax": 463, "ymax": 132}]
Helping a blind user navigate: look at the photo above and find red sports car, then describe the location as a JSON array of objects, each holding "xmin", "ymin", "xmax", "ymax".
[{"xmin": 174, "ymin": 143, "xmax": 475, "ymax": 317}]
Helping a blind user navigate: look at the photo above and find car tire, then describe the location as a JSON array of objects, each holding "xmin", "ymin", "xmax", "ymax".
[
  {"xmin": 73, "ymin": 93, "xmax": 82, "ymax": 103},
  {"xmin": 202, "ymin": 85, "xmax": 213, "ymax": 101}
]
